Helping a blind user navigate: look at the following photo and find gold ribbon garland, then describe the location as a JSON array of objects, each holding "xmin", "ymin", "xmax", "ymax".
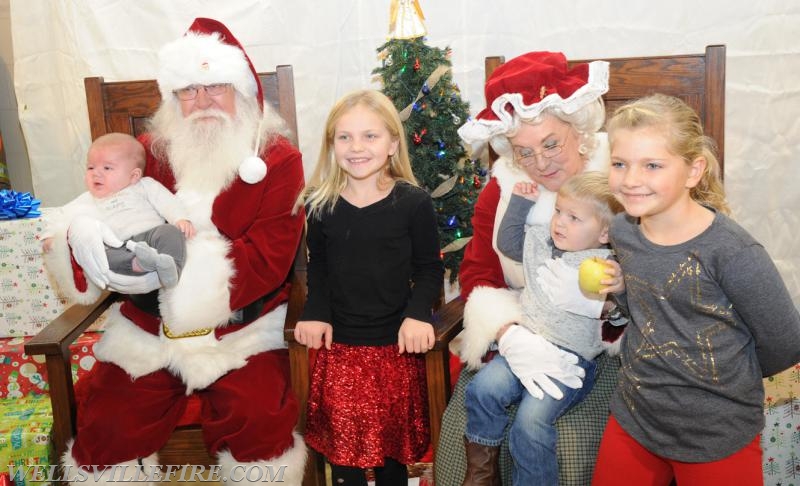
[{"xmin": 398, "ymin": 64, "xmax": 450, "ymax": 121}]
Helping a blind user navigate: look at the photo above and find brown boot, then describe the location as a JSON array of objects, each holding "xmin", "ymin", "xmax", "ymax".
[{"xmin": 462, "ymin": 437, "xmax": 501, "ymax": 486}]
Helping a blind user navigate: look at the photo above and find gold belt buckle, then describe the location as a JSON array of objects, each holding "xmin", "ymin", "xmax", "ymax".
[{"xmin": 162, "ymin": 321, "xmax": 214, "ymax": 339}]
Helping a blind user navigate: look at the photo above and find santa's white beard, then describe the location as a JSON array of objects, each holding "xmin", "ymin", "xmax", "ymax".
[{"xmin": 153, "ymin": 100, "xmax": 261, "ymax": 195}]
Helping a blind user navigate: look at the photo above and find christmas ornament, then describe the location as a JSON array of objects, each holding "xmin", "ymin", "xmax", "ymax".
[
  {"xmin": 413, "ymin": 128, "xmax": 428, "ymax": 144},
  {"xmin": 397, "ymin": 64, "xmax": 449, "ymax": 121}
]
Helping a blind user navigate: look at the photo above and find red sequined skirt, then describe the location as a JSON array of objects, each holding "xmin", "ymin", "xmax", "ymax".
[{"xmin": 304, "ymin": 342, "xmax": 429, "ymax": 468}]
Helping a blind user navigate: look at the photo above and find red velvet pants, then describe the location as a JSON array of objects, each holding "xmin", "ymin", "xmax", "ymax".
[
  {"xmin": 71, "ymin": 349, "xmax": 298, "ymax": 467},
  {"xmin": 592, "ymin": 415, "xmax": 763, "ymax": 486}
]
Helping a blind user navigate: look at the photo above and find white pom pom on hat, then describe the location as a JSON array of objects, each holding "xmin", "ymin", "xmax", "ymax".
[
  {"xmin": 239, "ymin": 155, "xmax": 267, "ymax": 184},
  {"xmin": 158, "ymin": 17, "xmax": 268, "ymax": 184}
]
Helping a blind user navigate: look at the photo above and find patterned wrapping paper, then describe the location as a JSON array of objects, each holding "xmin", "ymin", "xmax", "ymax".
[
  {"xmin": 761, "ymin": 364, "xmax": 800, "ymax": 486},
  {"xmin": 0, "ymin": 395, "xmax": 52, "ymax": 486},
  {"xmin": 0, "ymin": 332, "xmax": 102, "ymax": 399},
  {"xmin": 0, "ymin": 212, "xmax": 69, "ymax": 338}
]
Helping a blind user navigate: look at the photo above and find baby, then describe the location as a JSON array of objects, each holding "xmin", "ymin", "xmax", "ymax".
[
  {"xmin": 463, "ymin": 171, "xmax": 626, "ymax": 484},
  {"xmin": 43, "ymin": 132, "xmax": 195, "ymax": 288}
]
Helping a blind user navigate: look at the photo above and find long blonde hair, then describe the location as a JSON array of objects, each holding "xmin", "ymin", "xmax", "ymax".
[
  {"xmin": 303, "ymin": 89, "xmax": 417, "ymax": 219},
  {"xmin": 607, "ymin": 94, "xmax": 729, "ymax": 214}
]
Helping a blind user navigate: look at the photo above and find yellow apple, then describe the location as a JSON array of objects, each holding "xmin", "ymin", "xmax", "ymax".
[{"xmin": 578, "ymin": 257, "xmax": 609, "ymax": 294}]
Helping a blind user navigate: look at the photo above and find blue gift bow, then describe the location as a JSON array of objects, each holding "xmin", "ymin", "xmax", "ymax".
[{"xmin": 0, "ymin": 189, "xmax": 42, "ymax": 220}]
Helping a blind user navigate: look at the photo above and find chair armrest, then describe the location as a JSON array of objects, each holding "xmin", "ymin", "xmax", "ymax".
[
  {"xmin": 425, "ymin": 297, "xmax": 464, "ymax": 451},
  {"xmin": 283, "ymin": 276, "xmax": 307, "ymax": 343},
  {"xmin": 24, "ymin": 290, "xmax": 117, "ymax": 356},
  {"xmin": 431, "ymin": 297, "xmax": 464, "ymax": 350},
  {"xmin": 22, "ymin": 290, "xmax": 119, "ymax": 469}
]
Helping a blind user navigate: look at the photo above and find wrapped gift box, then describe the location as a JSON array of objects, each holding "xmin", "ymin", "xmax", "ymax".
[
  {"xmin": 0, "ymin": 213, "xmax": 70, "ymax": 338},
  {"xmin": 0, "ymin": 332, "xmax": 101, "ymax": 399},
  {"xmin": 0, "ymin": 395, "xmax": 52, "ymax": 486},
  {"xmin": 761, "ymin": 364, "xmax": 800, "ymax": 486}
]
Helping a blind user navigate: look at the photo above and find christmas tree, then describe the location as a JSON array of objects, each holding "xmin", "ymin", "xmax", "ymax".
[{"xmin": 373, "ymin": 0, "xmax": 485, "ymax": 282}]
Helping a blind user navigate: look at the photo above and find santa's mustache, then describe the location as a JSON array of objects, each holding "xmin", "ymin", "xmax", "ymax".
[{"xmin": 186, "ymin": 108, "xmax": 232, "ymax": 124}]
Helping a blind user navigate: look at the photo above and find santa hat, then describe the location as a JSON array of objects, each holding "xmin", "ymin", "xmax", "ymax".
[
  {"xmin": 458, "ymin": 51, "xmax": 609, "ymax": 153},
  {"xmin": 157, "ymin": 17, "xmax": 267, "ymax": 184}
]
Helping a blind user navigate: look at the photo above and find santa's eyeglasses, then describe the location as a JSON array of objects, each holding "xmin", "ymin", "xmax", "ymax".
[{"xmin": 173, "ymin": 83, "xmax": 232, "ymax": 101}]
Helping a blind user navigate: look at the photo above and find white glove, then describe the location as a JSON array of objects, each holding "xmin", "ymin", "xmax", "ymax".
[
  {"xmin": 67, "ymin": 215, "xmax": 125, "ymax": 289},
  {"xmin": 106, "ymin": 270, "xmax": 161, "ymax": 294},
  {"xmin": 498, "ymin": 325, "xmax": 584, "ymax": 400},
  {"xmin": 536, "ymin": 258, "xmax": 604, "ymax": 318}
]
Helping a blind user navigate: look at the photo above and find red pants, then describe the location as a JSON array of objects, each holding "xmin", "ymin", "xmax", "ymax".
[
  {"xmin": 592, "ymin": 415, "xmax": 763, "ymax": 486},
  {"xmin": 72, "ymin": 349, "xmax": 298, "ymax": 467}
]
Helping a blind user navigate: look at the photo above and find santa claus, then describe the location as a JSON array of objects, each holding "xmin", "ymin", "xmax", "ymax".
[{"xmin": 45, "ymin": 17, "xmax": 306, "ymax": 485}]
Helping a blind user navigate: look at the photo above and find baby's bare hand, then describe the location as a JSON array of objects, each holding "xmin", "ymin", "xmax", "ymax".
[
  {"xmin": 175, "ymin": 220, "xmax": 196, "ymax": 239},
  {"xmin": 512, "ymin": 182, "xmax": 539, "ymax": 201}
]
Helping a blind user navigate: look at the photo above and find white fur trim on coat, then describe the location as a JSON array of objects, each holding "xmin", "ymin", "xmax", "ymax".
[
  {"xmin": 93, "ymin": 304, "xmax": 168, "ymax": 378},
  {"xmin": 158, "ymin": 231, "xmax": 234, "ymax": 335},
  {"xmin": 43, "ymin": 227, "xmax": 102, "ymax": 305},
  {"xmin": 93, "ymin": 303, "xmax": 287, "ymax": 393},
  {"xmin": 603, "ymin": 336, "xmax": 622, "ymax": 356},
  {"xmin": 62, "ymin": 440, "xmax": 160, "ymax": 486},
  {"xmin": 491, "ymin": 156, "xmax": 558, "ymax": 227},
  {"xmin": 460, "ymin": 286, "xmax": 523, "ymax": 369},
  {"xmin": 600, "ymin": 317, "xmax": 626, "ymax": 356},
  {"xmin": 217, "ymin": 432, "xmax": 307, "ymax": 486}
]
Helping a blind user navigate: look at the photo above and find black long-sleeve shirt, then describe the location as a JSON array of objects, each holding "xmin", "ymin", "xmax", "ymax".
[{"xmin": 301, "ymin": 182, "xmax": 444, "ymax": 345}]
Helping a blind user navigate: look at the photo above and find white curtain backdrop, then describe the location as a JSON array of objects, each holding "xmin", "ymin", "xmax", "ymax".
[{"xmin": 10, "ymin": 0, "xmax": 800, "ymax": 305}]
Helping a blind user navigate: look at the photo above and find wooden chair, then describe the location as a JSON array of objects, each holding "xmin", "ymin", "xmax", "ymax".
[
  {"xmin": 24, "ymin": 65, "xmax": 302, "ymax": 477},
  {"xmin": 485, "ymin": 44, "xmax": 726, "ymax": 171}
]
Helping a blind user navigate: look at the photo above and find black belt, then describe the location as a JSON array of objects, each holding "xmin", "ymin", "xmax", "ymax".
[
  {"xmin": 229, "ymin": 284, "xmax": 284, "ymax": 324},
  {"xmin": 129, "ymin": 285, "xmax": 283, "ymax": 324}
]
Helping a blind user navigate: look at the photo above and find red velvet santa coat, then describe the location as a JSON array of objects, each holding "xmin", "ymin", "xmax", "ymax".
[
  {"xmin": 458, "ymin": 138, "xmax": 612, "ymax": 369},
  {"xmin": 46, "ymin": 133, "xmax": 305, "ymax": 393}
]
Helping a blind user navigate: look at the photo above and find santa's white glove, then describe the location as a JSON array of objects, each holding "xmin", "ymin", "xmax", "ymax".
[
  {"xmin": 536, "ymin": 258, "xmax": 604, "ymax": 318},
  {"xmin": 106, "ymin": 270, "xmax": 161, "ymax": 294},
  {"xmin": 67, "ymin": 215, "xmax": 124, "ymax": 289},
  {"xmin": 498, "ymin": 325, "xmax": 584, "ymax": 400}
]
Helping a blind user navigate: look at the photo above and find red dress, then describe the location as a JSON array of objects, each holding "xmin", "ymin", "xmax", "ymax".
[{"xmin": 305, "ymin": 343, "xmax": 429, "ymax": 468}]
